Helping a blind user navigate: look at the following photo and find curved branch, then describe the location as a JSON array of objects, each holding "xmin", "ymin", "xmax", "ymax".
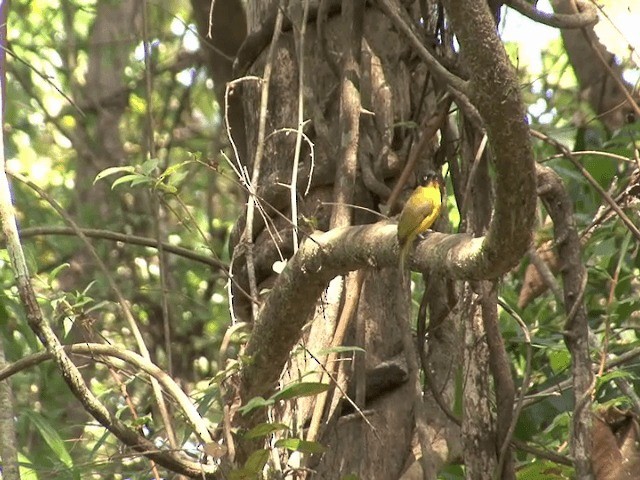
[
  {"xmin": 507, "ymin": 0, "xmax": 597, "ymax": 29},
  {"xmin": 441, "ymin": 0, "xmax": 536, "ymax": 272},
  {"xmin": 2, "ymin": 159, "xmax": 217, "ymax": 480},
  {"xmin": 239, "ymin": 220, "xmax": 523, "ymax": 403}
]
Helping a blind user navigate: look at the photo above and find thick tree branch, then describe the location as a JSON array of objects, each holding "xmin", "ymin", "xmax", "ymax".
[
  {"xmin": 239, "ymin": 220, "xmax": 521, "ymax": 403},
  {"xmin": 462, "ymin": 287, "xmax": 497, "ymax": 479},
  {"xmin": 441, "ymin": 0, "xmax": 537, "ymax": 272},
  {"xmin": 0, "ymin": 340, "xmax": 19, "ymax": 480}
]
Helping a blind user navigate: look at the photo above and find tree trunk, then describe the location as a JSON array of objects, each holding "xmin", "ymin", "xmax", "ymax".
[{"xmin": 228, "ymin": 1, "xmax": 461, "ymax": 477}]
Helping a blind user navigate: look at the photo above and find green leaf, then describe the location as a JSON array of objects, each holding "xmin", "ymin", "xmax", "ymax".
[
  {"xmin": 229, "ymin": 468, "xmax": 257, "ymax": 480},
  {"xmin": 155, "ymin": 181, "xmax": 178, "ymax": 194},
  {"xmin": 18, "ymin": 452, "xmax": 39, "ymax": 480},
  {"xmin": 244, "ymin": 448, "xmax": 270, "ymax": 473},
  {"xmin": 166, "ymin": 167, "xmax": 189, "ymax": 186},
  {"xmin": 272, "ymin": 382, "xmax": 329, "ymax": 402},
  {"xmin": 140, "ymin": 157, "xmax": 160, "ymax": 175},
  {"xmin": 317, "ymin": 345, "xmax": 366, "ymax": 356},
  {"xmin": 517, "ymin": 460, "xmax": 572, "ymax": 479},
  {"xmin": 48, "ymin": 263, "xmax": 70, "ymax": 283},
  {"xmin": 596, "ymin": 369, "xmax": 631, "ymax": 393},
  {"xmin": 548, "ymin": 349, "xmax": 570, "ymax": 374},
  {"xmin": 88, "ymin": 429, "xmax": 110, "ymax": 461},
  {"xmin": 93, "ymin": 166, "xmax": 135, "ymax": 183},
  {"xmin": 245, "ymin": 422, "xmax": 289, "ymax": 439},
  {"xmin": 111, "ymin": 174, "xmax": 151, "ymax": 189},
  {"xmin": 274, "ymin": 438, "xmax": 326, "ymax": 454},
  {"xmin": 160, "ymin": 160, "xmax": 191, "ymax": 180},
  {"xmin": 131, "ymin": 415, "xmax": 151, "ymax": 427},
  {"xmin": 132, "ymin": 176, "xmax": 154, "ymax": 187},
  {"xmin": 24, "ymin": 410, "xmax": 74, "ymax": 469},
  {"xmin": 238, "ymin": 396, "xmax": 274, "ymax": 416}
]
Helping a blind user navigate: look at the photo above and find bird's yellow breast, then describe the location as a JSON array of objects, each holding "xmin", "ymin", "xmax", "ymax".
[{"xmin": 397, "ymin": 180, "xmax": 442, "ymax": 247}]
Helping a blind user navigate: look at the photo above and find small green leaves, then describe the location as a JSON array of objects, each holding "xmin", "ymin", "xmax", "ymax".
[
  {"xmin": 272, "ymin": 382, "xmax": 329, "ymax": 402},
  {"xmin": 239, "ymin": 382, "xmax": 330, "ymax": 416},
  {"xmin": 274, "ymin": 438, "xmax": 326, "ymax": 454}
]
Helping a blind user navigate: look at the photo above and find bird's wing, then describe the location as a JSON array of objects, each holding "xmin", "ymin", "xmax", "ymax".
[{"xmin": 397, "ymin": 197, "xmax": 435, "ymax": 244}]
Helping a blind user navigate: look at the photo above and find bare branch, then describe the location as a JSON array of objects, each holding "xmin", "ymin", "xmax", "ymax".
[
  {"xmin": 536, "ymin": 164, "xmax": 594, "ymax": 478},
  {"xmin": 481, "ymin": 283, "xmax": 516, "ymax": 480},
  {"xmin": 507, "ymin": 0, "xmax": 597, "ymax": 29}
]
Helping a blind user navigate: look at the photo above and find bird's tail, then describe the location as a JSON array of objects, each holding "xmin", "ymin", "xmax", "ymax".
[{"xmin": 398, "ymin": 241, "xmax": 410, "ymax": 281}]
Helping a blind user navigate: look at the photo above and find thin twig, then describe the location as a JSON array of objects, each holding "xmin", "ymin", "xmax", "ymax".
[
  {"xmin": 527, "ymin": 246, "xmax": 564, "ymax": 306},
  {"xmin": 511, "ymin": 438, "xmax": 572, "ymax": 466},
  {"xmin": 460, "ymin": 132, "xmax": 488, "ymax": 217},
  {"xmin": 581, "ymin": 26, "xmax": 640, "ymax": 119},
  {"xmin": 0, "ymin": 343, "xmax": 213, "ymax": 443},
  {"xmin": 306, "ymin": 271, "xmax": 365, "ymax": 443},
  {"xmin": 497, "ymin": 298, "xmax": 533, "ymax": 478},
  {"xmin": 418, "ymin": 287, "xmax": 461, "ymax": 425},
  {"xmin": 142, "ymin": 1, "xmax": 177, "ymax": 455},
  {"xmin": 386, "ymin": 96, "xmax": 452, "ymax": 215},
  {"xmin": 11, "ymin": 225, "xmax": 225, "ymax": 269},
  {"xmin": 8, "ymin": 173, "xmax": 188, "ymax": 446},
  {"xmin": 306, "ymin": 348, "xmax": 379, "ymax": 438},
  {"xmin": 242, "ymin": 4, "xmax": 285, "ymax": 321},
  {"xmin": 290, "ymin": 0, "xmax": 311, "ymax": 252}
]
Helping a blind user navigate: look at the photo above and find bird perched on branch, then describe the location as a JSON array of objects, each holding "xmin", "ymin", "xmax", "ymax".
[{"xmin": 397, "ymin": 171, "xmax": 443, "ymax": 277}]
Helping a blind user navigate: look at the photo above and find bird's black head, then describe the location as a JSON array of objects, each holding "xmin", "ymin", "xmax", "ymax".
[{"xmin": 419, "ymin": 171, "xmax": 441, "ymax": 187}]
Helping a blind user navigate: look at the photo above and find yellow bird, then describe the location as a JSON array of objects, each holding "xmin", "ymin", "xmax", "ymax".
[{"xmin": 397, "ymin": 171, "xmax": 443, "ymax": 276}]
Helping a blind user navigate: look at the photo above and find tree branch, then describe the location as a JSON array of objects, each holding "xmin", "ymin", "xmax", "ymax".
[
  {"xmin": 507, "ymin": 0, "xmax": 597, "ymax": 29},
  {"xmin": 12, "ymin": 225, "xmax": 227, "ymax": 270},
  {"xmin": 481, "ymin": 283, "xmax": 516, "ymax": 480},
  {"xmin": 441, "ymin": 0, "xmax": 537, "ymax": 272},
  {"xmin": 0, "ymin": 343, "xmax": 212, "ymax": 444},
  {"xmin": 1, "ymin": 171, "xmax": 217, "ymax": 480},
  {"xmin": 536, "ymin": 164, "xmax": 594, "ymax": 478},
  {"xmin": 238, "ymin": 219, "xmax": 522, "ymax": 406},
  {"xmin": 377, "ymin": 0, "xmax": 469, "ymax": 94}
]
